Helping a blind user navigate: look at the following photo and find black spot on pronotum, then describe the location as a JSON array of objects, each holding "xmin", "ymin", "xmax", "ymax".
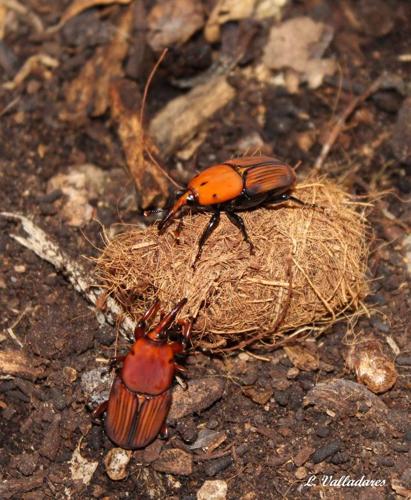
[
  {"xmin": 212, "ymin": 194, "xmax": 217, "ymax": 199},
  {"xmin": 200, "ymin": 181, "xmax": 208, "ymax": 186}
]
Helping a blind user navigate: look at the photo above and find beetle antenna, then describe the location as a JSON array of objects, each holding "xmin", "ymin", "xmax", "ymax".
[
  {"xmin": 143, "ymin": 208, "xmax": 167, "ymax": 216},
  {"xmin": 140, "ymin": 48, "xmax": 168, "ymax": 127},
  {"xmin": 140, "ymin": 49, "xmax": 184, "ymax": 190}
]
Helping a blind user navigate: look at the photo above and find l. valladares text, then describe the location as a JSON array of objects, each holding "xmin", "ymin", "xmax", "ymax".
[{"xmin": 304, "ymin": 475, "xmax": 386, "ymax": 488}]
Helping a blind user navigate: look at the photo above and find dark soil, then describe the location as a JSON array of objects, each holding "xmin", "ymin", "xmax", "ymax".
[{"xmin": 1, "ymin": 1, "xmax": 410, "ymax": 499}]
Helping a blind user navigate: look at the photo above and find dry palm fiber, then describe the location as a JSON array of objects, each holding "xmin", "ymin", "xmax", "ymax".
[{"xmin": 96, "ymin": 178, "xmax": 369, "ymax": 350}]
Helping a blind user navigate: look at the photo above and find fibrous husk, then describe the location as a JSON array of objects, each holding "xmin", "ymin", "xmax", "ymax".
[{"xmin": 96, "ymin": 178, "xmax": 369, "ymax": 350}]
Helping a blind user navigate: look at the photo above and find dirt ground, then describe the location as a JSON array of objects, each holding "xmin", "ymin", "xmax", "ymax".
[{"xmin": 0, "ymin": 1, "xmax": 410, "ymax": 499}]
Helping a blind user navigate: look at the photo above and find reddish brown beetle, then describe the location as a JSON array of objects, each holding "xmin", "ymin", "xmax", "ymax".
[
  {"xmin": 93, "ymin": 299, "xmax": 192, "ymax": 449},
  {"xmin": 158, "ymin": 156, "xmax": 313, "ymax": 263}
]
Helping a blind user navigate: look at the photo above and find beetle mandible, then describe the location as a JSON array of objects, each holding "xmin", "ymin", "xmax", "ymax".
[
  {"xmin": 158, "ymin": 156, "xmax": 313, "ymax": 263},
  {"xmin": 93, "ymin": 299, "xmax": 191, "ymax": 449}
]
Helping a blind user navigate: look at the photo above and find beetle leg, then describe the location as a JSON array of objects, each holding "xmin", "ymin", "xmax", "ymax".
[
  {"xmin": 226, "ymin": 211, "xmax": 255, "ymax": 254},
  {"xmin": 194, "ymin": 210, "xmax": 221, "ymax": 265},
  {"xmin": 107, "ymin": 355, "xmax": 126, "ymax": 371},
  {"xmin": 170, "ymin": 341, "xmax": 184, "ymax": 355},
  {"xmin": 92, "ymin": 400, "xmax": 108, "ymax": 422},
  {"xmin": 268, "ymin": 192, "xmax": 318, "ymax": 210},
  {"xmin": 174, "ymin": 363, "xmax": 187, "ymax": 373},
  {"xmin": 175, "ymin": 318, "xmax": 193, "ymax": 346},
  {"xmin": 159, "ymin": 422, "xmax": 169, "ymax": 440}
]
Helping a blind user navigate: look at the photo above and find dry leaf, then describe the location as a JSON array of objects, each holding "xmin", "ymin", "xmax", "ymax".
[
  {"xmin": 284, "ymin": 343, "xmax": 319, "ymax": 371},
  {"xmin": 147, "ymin": 0, "xmax": 204, "ymax": 51},
  {"xmin": 47, "ymin": 0, "xmax": 132, "ymax": 33},
  {"xmin": 205, "ymin": 0, "xmax": 287, "ymax": 43},
  {"xmin": 62, "ymin": 5, "xmax": 134, "ymax": 120},
  {"xmin": 70, "ymin": 442, "xmax": 98, "ymax": 484},
  {"xmin": 0, "ymin": 0, "xmax": 43, "ymax": 33},
  {"xmin": 149, "ymin": 76, "xmax": 235, "ymax": 156},
  {"xmin": 263, "ymin": 16, "xmax": 336, "ymax": 89},
  {"xmin": 110, "ymin": 78, "xmax": 170, "ymax": 209},
  {"xmin": 0, "ymin": 350, "xmax": 45, "ymax": 380}
]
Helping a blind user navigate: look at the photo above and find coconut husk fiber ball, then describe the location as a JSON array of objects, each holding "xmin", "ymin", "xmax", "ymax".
[{"xmin": 96, "ymin": 178, "xmax": 369, "ymax": 350}]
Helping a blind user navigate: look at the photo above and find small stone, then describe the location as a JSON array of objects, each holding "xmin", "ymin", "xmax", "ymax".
[
  {"xmin": 177, "ymin": 419, "xmax": 198, "ymax": 444},
  {"xmin": 63, "ymin": 366, "xmax": 78, "ymax": 384},
  {"xmin": 169, "ymin": 378, "xmax": 225, "ymax": 421},
  {"xmin": 392, "ymin": 442, "xmax": 409, "ymax": 453},
  {"xmin": 197, "ymin": 480, "xmax": 228, "ymax": 500},
  {"xmin": 396, "ymin": 355, "xmax": 411, "ymax": 367},
  {"xmin": 142, "ymin": 439, "xmax": 163, "ymax": 463},
  {"xmin": 315, "ymin": 426, "xmax": 330, "ymax": 438},
  {"xmin": 273, "ymin": 390, "xmax": 289, "ymax": 407},
  {"xmin": 39, "ymin": 415, "xmax": 61, "ymax": 460},
  {"xmin": 311, "ymin": 440, "xmax": 342, "ymax": 464},
  {"xmin": 15, "ymin": 452, "xmax": 39, "ymax": 476},
  {"xmin": 295, "ymin": 466, "xmax": 307, "ymax": 479},
  {"xmin": 293, "ymin": 446, "xmax": 315, "ymax": 467},
  {"xmin": 204, "ymin": 456, "xmax": 233, "ymax": 476},
  {"xmin": 153, "ymin": 448, "xmax": 193, "ymax": 476},
  {"xmin": 104, "ymin": 448, "xmax": 132, "ymax": 481},
  {"xmin": 14, "ymin": 265, "xmax": 26, "ymax": 273},
  {"xmin": 287, "ymin": 367, "xmax": 300, "ymax": 379},
  {"xmin": 242, "ymin": 386, "xmax": 273, "ymax": 405},
  {"xmin": 330, "ymin": 451, "xmax": 349, "ymax": 465},
  {"xmin": 378, "ymin": 456, "xmax": 394, "ymax": 467}
]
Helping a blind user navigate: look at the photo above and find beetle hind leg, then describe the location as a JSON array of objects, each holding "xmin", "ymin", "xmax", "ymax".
[
  {"xmin": 226, "ymin": 211, "xmax": 255, "ymax": 255},
  {"xmin": 268, "ymin": 193, "xmax": 320, "ymax": 210},
  {"xmin": 159, "ymin": 422, "xmax": 169, "ymax": 440},
  {"xmin": 92, "ymin": 400, "xmax": 108, "ymax": 424}
]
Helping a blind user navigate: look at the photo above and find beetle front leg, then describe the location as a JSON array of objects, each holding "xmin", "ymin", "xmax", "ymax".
[
  {"xmin": 193, "ymin": 210, "xmax": 221, "ymax": 266},
  {"xmin": 226, "ymin": 211, "xmax": 255, "ymax": 254}
]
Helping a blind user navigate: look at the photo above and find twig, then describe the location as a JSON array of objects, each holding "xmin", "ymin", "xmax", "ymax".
[
  {"xmin": 0, "ymin": 212, "xmax": 136, "ymax": 339},
  {"xmin": 314, "ymin": 74, "xmax": 385, "ymax": 171}
]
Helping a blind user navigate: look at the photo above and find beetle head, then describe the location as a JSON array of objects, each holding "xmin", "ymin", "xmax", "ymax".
[
  {"xmin": 158, "ymin": 191, "xmax": 194, "ymax": 232},
  {"xmin": 146, "ymin": 298, "xmax": 188, "ymax": 342}
]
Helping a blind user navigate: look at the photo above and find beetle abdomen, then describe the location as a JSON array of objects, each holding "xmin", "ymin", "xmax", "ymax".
[
  {"xmin": 244, "ymin": 165, "xmax": 296, "ymax": 196},
  {"xmin": 105, "ymin": 377, "xmax": 172, "ymax": 449},
  {"xmin": 189, "ymin": 164, "xmax": 243, "ymax": 205}
]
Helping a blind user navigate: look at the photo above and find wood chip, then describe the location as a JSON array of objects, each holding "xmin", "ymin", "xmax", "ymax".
[
  {"xmin": 47, "ymin": 0, "xmax": 132, "ymax": 33},
  {"xmin": 62, "ymin": 4, "xmax": 134, "ymax": 120},
  {"xmin": 153, "ymin": 448, "xmax": 193, "ymax": 476},
  {"xmin": 110, "ymin": 78, "xmax": 170, "ymax": 209},
  {"xmin": 0, "ymin": 350, "xmax": 45, "ymax": 380},
  {"xmin": 147, "ymin": 0, "xmax": 204, "ymax": 51},
  {"xmin": 149, "ymin": 76, "xmax": 235, "ymax": 156}
]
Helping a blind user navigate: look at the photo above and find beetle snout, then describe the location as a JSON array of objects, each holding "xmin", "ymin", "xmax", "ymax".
[{"xmin": 158, "ymin": 192, "xmax": 192, "ymax": 232}]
